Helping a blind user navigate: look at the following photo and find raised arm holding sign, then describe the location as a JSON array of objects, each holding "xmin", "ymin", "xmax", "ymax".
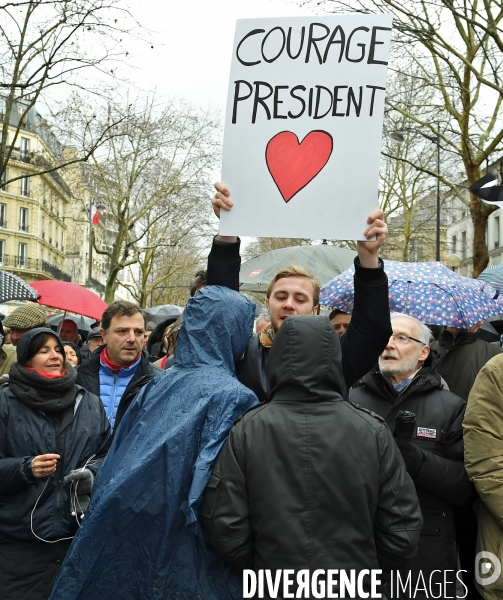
[
  {"xmin": 207, "ymin": 183, "xmax": 392, "ymax": 403},
  {"xmin": 212, "ymin": 182, "xmax": 387, "ymax": 268}
]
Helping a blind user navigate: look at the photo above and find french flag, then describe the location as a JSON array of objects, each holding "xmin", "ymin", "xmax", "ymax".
[{"xmin": 91, "ymin": 204, "xmax": 99, "ymax": 225}]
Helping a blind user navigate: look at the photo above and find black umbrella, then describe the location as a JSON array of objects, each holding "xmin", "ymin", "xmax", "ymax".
[
  {"xmin": 0, "ymin": 269, "xmax": 39, "ymax": 303},
  {"xmin": 46, "ymin": 313, "xmax": 98, "ymax": 332},
  {"xmin": 469, "ymin": 173, "xmax": 503, "ymax": 205},
  {"xmin": 479, "ymin": 319, "xmax": 500, "ymax": 343},
  {"xmin": 144, "ymin": 304, "xmax": 183, "ymax": 326}
]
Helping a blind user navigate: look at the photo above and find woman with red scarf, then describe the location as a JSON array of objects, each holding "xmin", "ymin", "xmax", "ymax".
[{"xmin": 0, "ymin": 328, "xmax": 111, "ymax": 600}]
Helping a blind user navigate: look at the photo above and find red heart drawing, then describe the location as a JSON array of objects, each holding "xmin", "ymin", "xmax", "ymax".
[{"xmin": 266, "ymin": 130, "xmax": 333, "ymax": 203}]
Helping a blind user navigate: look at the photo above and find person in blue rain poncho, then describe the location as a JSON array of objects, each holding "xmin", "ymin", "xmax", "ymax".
[{"xmin": 49, "ymin": 286, "xmax": 258, "ymax": 600}]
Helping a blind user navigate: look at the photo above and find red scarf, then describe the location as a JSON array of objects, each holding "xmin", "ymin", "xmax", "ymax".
[
  {"xmin": 100, "ymin": 347, "xmax": 140, "ymax": 373},
  {"xmin": 25, "ymin": 367, "xmax": 66, "ymax": 379}
]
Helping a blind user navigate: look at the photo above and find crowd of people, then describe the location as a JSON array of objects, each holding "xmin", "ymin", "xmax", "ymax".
[{"xmin": 0, "ymin": 184, "xmax": 501, "ymax": 600}]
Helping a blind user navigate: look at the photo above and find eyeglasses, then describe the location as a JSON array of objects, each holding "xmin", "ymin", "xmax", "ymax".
[{"xmin": 390, "ymin": 333, "xmax": 425, "ymax": 346}]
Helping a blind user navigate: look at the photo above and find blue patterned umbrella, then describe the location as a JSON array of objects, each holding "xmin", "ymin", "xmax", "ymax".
[{"xmin": 321, "ymin": 260, "xmax": 503, "ymax": 329}]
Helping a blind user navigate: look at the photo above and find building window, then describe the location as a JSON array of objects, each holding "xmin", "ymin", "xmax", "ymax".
[
  {"xmin": 18, "ymin": 105, "xmax": 27, "ymax": 129},
  {"xmin": 1, "ymin": 168, "xmax": 8, "ymax": 192},
  {"xmin": 0, "ymin": 97, "xmax": 5, "ymax": 120},
  {"xmin": 18, "ymin": 242, "xmax": 27, "ymax": 267},
  {"xmin": 20, "ymin": 137, "xmax": 30, "ymax": 160},
  {"xmin": 461, "ymin": 231, "xmax": 467, "ymax": 260},
  {"xmin": 61, "ymin": 231, "xmax": 64, "ymax": 252},
  {"xmin": 0, "ymin": 203, "xmax": 6, "ymax": 228},
  {"xmin": 495, "ymin": 217, "xmax": 500, "ymax": 248},
  {"xmin": 55, "ymin": 226, "xmax": 58, "ymax": 248},
  {"xmin": 19, "ymin": 207, "xmax": 28, "ymax": 232},
  {"xmin": 452, "ymin": 235, "xmax": 457, "ymax": 254},
  {"xmin": 20, "ymin": 173, "xmax": 29, "ymax": 196},
  {"xmin": 41, "ymin": 216, "xmax": 45, "ymax": 239},
  {"xmin": 0, "ymin": 240, "xmax": 5, "ymax": 264}
]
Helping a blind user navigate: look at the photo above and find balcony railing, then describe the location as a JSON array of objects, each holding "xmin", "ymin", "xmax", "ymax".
[
  {"xmin": 0, "ymin": 219, "xmax": 6, "ymax": 228},
  {"xmin": 6, "ymin": 148, "xmax": 34, "ymax": 163},
  {"xmin": 2, "ymin": 254, "xmax": 36, "ymax": 269},
  {"xmin": 6, "ymin": 148, "xmax": 72, "ymax": 196},
  {"xmin": 1, "ymin": 254, "xmax": 71, "ymax": 281},
  {"xmin": 90, "ymin": 277, "xmax": 105, "ymax": 294},
  {"xmin": 18, "ymin": 223, "xmax": 29, "ymax": 232},
  {"xmin": 41, "ymin": 260, "xmax": 71, "ymax": 281}
]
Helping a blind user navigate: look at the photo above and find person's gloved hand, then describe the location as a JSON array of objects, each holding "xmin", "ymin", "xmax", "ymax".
[
  {"xmin": 393, "ymin": 410, "xmax": 416, "ymax": 441},
  {"xmin": 64, "ymin": 468, "xmax": 94, "ymax": 494},
  {"xmin": 65, "ymin": 468, "xmax": 94, "ymax": 517},
  {"xmin": 394, "ymin": 438, "xmax": 425, "ymax": 478}
]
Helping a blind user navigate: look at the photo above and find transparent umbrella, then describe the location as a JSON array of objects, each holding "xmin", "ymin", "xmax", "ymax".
[{"xmin": 240, "ymin": 245, "xmax": 356, "ymax": 293}]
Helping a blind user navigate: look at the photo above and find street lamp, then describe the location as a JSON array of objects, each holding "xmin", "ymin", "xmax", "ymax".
[
  {"xmin": 88, "ymin": 201, "xmax": 106, "ymax": 286},
  {"xmin": 390, "ymin": 128, "xmax": 441, "ymax": 261}
]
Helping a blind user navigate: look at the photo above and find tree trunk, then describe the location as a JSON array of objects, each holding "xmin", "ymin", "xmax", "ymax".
[
  {"xmin": 464, "ymin": 163, "xmax": 497, "ymax": 278},
  {"xmin": 471, "ymin": 201, "xmax": 488, "ymax": 277},
  {"xmin": 104, "ymin": 274, "xmax": 119, "ymax": 304}
]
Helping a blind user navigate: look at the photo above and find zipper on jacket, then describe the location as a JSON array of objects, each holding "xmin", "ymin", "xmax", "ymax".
[{"xmin": 109, "ymin": 372, "xmax": 119, "ymax": 423}]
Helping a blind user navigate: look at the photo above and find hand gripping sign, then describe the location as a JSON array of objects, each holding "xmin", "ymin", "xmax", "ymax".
[{"xmin": 219, "ymin": 15, "xmax": 392, "ymax": 240}]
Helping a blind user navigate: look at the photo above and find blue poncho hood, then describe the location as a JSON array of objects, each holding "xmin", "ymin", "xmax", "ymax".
[{"xmin": 50, "ymin": 286, "xmax": 258, "ymax": 600}]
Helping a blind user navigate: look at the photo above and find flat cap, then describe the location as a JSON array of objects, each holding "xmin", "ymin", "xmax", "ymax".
[
  {"xmin": 4, "ymin": 303, "xmax": 47, "ymax": 329},
  {"xmin": 87, "ymin": 328, "xmax": 103, "ymax": 340}
]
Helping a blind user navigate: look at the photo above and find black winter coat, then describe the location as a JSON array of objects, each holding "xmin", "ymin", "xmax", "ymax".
[
  {"xmin": 0, "ymin": 385, "xmax": 111, "ymax": 542},
  {"xmin": 349, "ymin": 354, "xmax": 473, "ymax": 597},
  {"xmin": 77, "ymin": 347, "xmax": 160, "ymax": 430},
  {"xmin": 207, "ymin": 237, "xmax": 392, "ymax": 403},
  {"xmin": 201, "ymin": 316, "xmax": 422, "ymax": 595},
  {"xmin": 431, "ymin": 328, "xmax": 501, "ymax": 401}
]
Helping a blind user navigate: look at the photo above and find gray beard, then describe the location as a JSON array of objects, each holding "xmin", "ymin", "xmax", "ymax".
[{"xmin": 379, "ymin": 352, "xmax": 421, "ymax": 379}]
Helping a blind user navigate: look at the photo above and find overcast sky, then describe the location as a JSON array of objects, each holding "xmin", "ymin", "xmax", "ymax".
[{"xmin": 120, "ymin": 0, "xmax": 319, "ymax": 113}]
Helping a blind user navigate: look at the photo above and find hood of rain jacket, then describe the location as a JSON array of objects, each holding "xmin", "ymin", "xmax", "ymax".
[
  {"xmin": 50, "ymin": 286, "xmax": 259, "ymax": 600},
  {"xmin": 269, "ymin": 313, "xmax": 345, "ymax": 403}
]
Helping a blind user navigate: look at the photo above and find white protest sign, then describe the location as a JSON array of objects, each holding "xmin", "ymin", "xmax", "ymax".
[{"xmin": 219, "ymin": 15, "xmax": 392, "ymax": 240}]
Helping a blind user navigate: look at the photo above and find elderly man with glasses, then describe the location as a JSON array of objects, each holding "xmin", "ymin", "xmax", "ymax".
[{"xmin": 350, "ymin": 312, "xmax": 473, "ymax": 600}]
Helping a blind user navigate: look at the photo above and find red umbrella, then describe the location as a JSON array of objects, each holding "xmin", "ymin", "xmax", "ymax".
[{"xmin": 30, "ymin": 280, "xmax": 107, "ymax": 321}]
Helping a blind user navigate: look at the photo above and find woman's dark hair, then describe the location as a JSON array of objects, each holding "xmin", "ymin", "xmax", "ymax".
[
  {"xmin": 163, "ymin": 314, "xmax": 184, "ymax": 356},
  {"xmin": 26, "ymin": 332, "xmax": 65, "ymax": 363},
  {"xmin": 190, "ymin": 270, "xmax": 207, "ymax": 297},
  {"xmin": 328, "ymin": 308, "xmax": 348, "ymax": 321},
  {"xmin": 62, "ymin": 341, "xmax": 82, "ymax": 365}
]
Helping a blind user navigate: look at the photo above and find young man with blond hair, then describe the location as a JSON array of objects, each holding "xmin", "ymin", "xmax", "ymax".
[{"xmin": 207, "ymin": 182, "xmax": 392, "ymax": 403}]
